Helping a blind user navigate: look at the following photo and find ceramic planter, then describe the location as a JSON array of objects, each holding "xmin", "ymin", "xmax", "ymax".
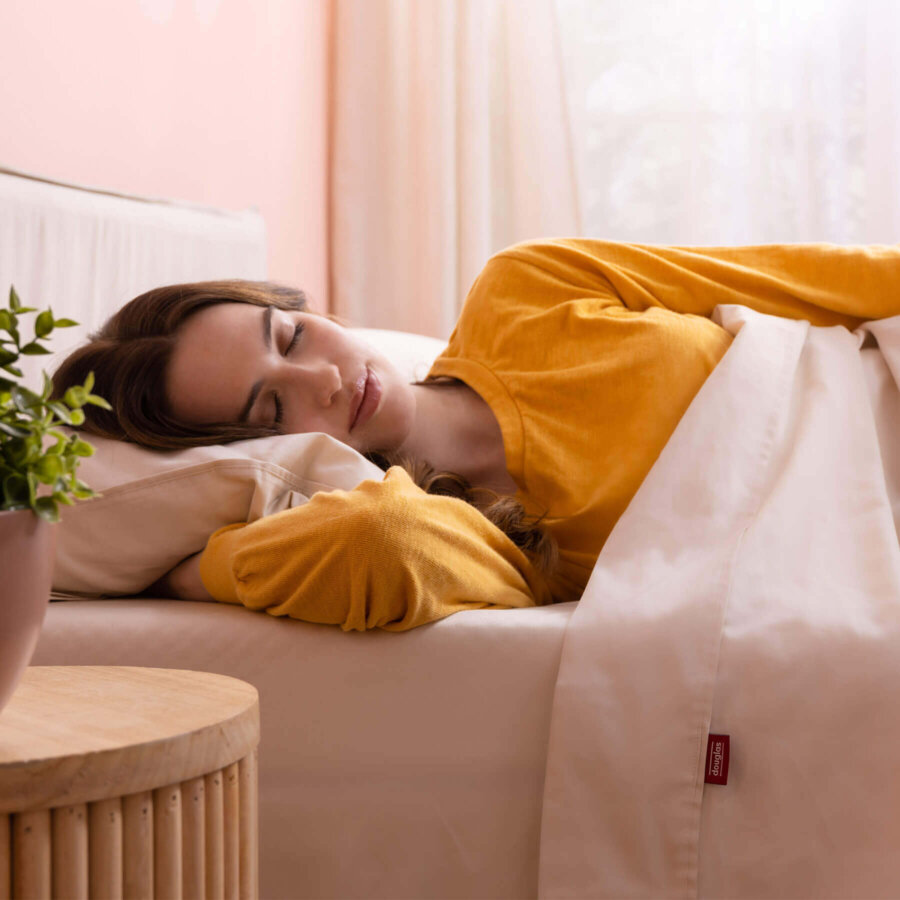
[{"xmin": 0, "ymin": 508, "xmax": 57, "ymax": 714}]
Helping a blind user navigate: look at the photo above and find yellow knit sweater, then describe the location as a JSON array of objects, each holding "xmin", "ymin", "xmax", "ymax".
[{"xmin": 199, "ymin": 238, "xmax": 900, "ymax": 630}]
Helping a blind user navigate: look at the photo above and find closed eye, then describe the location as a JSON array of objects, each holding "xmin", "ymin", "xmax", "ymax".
[
  {"xmin": 272, "ymin": 324, "xmax": 303, "ymax": 425},
  {"xmin": 284, "ymin": 323, "xmax": 304, "ymax": 356}
]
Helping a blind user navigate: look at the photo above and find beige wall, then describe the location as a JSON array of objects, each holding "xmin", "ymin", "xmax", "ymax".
[{"xmin": 0, "ymin": 0, "xmax": 330, "ymax": 310}]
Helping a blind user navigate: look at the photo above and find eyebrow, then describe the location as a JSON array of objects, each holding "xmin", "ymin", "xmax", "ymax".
[{"xmin": 237, "ymin": 306, "xmax": 274, "ymax": 423}]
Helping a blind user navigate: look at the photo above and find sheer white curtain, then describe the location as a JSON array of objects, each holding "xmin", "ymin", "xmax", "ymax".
[
  {"xmin": 329, "ymin": 0, "xmax": 899, "ymax": 334},
  {"xmin": 329, "ymin": 0, "xmax": 580, "ymax": 337},
  {"xmin": 556, "ymin": 0, "xmax": 900, "ymax": 245}
]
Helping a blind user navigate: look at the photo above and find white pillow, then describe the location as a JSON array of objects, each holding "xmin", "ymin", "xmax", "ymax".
[{"xmin": 52, "ymin": 328, "xmax": 448, "ymax": 597}]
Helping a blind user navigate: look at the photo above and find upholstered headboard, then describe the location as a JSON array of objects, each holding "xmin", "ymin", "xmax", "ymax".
[{"xmin": 0, "ymin": 166, "xmax": 267, "ymax": 387}]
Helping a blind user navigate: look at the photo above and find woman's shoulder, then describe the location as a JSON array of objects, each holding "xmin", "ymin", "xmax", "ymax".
[
  {"xmin": 478, "ymin": 237, "xmax": 579, "ymax": 276},
  {"xmin": 469, "ymin": 238, "xmax": 622, "ymax": 305},
  {"xmin": 457, "ymin": 237, "xmax": 620, "ymax": 336}
]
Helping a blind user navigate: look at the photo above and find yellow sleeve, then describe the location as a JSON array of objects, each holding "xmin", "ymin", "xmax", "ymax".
[
  {"xmin": 197, "ymin": 466, "xmax": 551, "ymax": 632},
  {"xmin": 493, "ymin": 238, "xmax": 900, "ymax": 329}
]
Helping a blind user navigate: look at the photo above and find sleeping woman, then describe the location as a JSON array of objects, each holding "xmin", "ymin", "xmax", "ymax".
[{"xmin": 51, "ymin": 239, "xmax": 900, "ymax": 631}]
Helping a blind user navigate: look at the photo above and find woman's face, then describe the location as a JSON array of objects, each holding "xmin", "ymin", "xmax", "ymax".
[{"xmin": 165, "ymin": 302, "xmax": 416, "ymax": 454}]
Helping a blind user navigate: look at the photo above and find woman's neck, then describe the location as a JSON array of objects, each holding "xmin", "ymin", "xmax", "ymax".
[{"xmin": 399, "ymin": 381, "xmax": 517, "ymax": 495}]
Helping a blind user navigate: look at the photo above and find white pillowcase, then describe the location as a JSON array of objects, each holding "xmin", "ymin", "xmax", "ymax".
[{"xmin": 52, "ymin": 328, "xmax": 448, "ymax": 597}]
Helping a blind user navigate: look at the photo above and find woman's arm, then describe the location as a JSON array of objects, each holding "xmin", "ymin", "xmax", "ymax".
[
  {"xmin": 147, "ymin": 552, "xmax": 213, "ymax": 602},
  {"xmin": 194, "ymin": 466, "xmax": 551, "ymax": 632},
  {"xmin": 487, "ymin": 238, "xmax": 900, "ymax": 328}
]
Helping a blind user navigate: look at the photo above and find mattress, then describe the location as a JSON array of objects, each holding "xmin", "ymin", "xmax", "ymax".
[{"xmin": 33, "ymin": 597, "xmax": 577, "ymax": 900}]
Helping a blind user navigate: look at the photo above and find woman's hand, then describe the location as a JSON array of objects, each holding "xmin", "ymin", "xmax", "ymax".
[{"xmin": 146, "ymin": 552, "xmax": 214, "ymax": 601}]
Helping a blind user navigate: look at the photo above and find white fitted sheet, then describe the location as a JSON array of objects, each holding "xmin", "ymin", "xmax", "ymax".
[{"xmin": 33, "ymin": 597, "xmax": 577, "ymax": 900}]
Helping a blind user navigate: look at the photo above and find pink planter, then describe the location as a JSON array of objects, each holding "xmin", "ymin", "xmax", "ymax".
[{"xmin": 0, "ymin": 509, "xmax": 57, "ymax": 715}]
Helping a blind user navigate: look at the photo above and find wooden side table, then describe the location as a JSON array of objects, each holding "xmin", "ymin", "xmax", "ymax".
[{"xmin": 0, "ymin": 666, "xmax": 260, "ymax": 900}]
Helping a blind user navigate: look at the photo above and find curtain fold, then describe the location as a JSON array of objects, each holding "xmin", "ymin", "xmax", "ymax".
[
  {"xmin": 329, "ymin": 0, "xmax": 899, "ymax": 333},
  {"xmin": 329, "ymin": 0, "xmax": 581, "ymax": 336}
]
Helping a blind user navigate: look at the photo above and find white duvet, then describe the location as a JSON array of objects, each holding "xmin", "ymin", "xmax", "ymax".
[{"xmin": 539, "ymin": 305, "xmax": 900, "ymax": 899}]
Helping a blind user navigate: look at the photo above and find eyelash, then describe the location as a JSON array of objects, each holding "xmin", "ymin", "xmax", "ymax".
[
  {"xmin": 284, "ymin": 323, "xmax": 304, "ymax": 355},
  {"xmin": 273, "ymin": 323, "xmax": 304, "ymax": 426}
]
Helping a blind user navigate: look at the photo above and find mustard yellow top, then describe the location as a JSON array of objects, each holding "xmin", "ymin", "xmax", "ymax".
[
  {"xmin": 199, "ymin": 238, "xmax": 900, "ymax": 630},
  {"xmin": 199, "ymin": 466, "xmax": 552, "ymax": 632}
]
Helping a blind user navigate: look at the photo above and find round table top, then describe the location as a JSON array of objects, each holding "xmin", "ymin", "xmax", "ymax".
[{"xmin": 0, "ymin": 666, "xmax": 259, "ymax": 814}]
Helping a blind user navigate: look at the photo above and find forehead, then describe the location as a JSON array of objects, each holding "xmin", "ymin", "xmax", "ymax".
[{"xmin": 165, "ymin": 302, "xmax": 267, "ymax": 424}]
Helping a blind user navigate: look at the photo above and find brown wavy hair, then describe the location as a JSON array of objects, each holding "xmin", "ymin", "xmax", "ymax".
[{"xmin": 51, "ymin": 280, "xmax": 559, "ymax": 578}]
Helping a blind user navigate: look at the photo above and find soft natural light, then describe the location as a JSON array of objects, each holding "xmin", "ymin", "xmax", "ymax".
[{"xmin": 555, "ymin": 0, "xmax": 900, "ymax": 243}]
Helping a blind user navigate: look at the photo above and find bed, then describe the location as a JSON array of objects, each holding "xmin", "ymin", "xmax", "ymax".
[
  {"xmin": 3, "ymin": 167, "xmax": 575, "ymax": 900},
  {"xmin": 6, "ymin": 166, "xmax": 900, "ymax": 899}
]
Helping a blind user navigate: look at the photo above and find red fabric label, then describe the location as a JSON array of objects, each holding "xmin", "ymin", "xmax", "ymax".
[{"xmin": 704, "ymin": 734, "xmax": 730, "ymax": 785}]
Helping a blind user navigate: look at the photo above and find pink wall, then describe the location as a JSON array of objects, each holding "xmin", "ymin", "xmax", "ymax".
[{"xmin": 0, "ymin": 0, "xmax": 330, "ymax": 310}]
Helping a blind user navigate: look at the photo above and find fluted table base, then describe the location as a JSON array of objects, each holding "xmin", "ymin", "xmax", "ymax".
[{"xmin": 1, "ymin": 749, "xmax": 258, "ymax": 900}]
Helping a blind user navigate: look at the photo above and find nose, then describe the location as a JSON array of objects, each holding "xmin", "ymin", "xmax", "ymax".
[{"xmin": 287, "ymin": 359, "xmax": 342, "ymax": 407}]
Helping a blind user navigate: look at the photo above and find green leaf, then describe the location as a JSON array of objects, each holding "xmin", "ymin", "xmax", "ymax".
[
  {"xmin": 34, "ymin": 310, "xmax": 54, "ymax": 338},
  {"xmin": 64, "ymin": 386, "xmax": 87, "ymax": 408},
  {"xmin": 0, "ymin": 287, "xmax": 98, "ymax": 514},
  {"xmin": 69, "ymin": 476, "xmax": 97, "ymax": 499},
  {"xmin": 2, "ymin": 473, "xmax": 28, "ymax": 506},
  {"xmin": 86, "ymin": 394, "xmax": 112, "ymax": 410},
  {"xmin": 33, "ymin": 454, "xmax": 63, "ymax": 482},
  {"xmin": 11, "ymin": 385, "xmax": 39, "ymax": 411},
  {"xmin": 70, "ymin": 439, "xmax": 95, "ymax": 457},
  {"xmin": 0, "ymin": 421, "xmax": 29, "ymax": 439},
  {"xmin": 47, "ymin": 401, "xmax": 73, "ymax": 424},
  {"xmin": 8, "ymin": 443, "xmax": 31, "ymax": 470},
  {"xmin": 33, "ymin": 496, "xmax": 59, "ymax": 523},
  {"xmin": 20, "ymin": 342, "xmax": 51, "ymax": 356}
]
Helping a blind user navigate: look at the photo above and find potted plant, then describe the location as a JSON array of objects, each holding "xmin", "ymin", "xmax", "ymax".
[{"xmin": 0, "ymin": 286, "xmax": 109, "ymax": 713}]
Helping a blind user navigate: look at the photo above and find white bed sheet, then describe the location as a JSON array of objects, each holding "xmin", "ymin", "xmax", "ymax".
[
  {"xmin": 539, "ymin": 305, "xmax": 900, "ymax": 899},
  {"xmin": 33, "ymin": 597, "xmax": 576, "ymax": 900}
]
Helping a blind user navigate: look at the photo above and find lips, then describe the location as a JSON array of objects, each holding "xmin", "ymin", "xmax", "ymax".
[
  {"xmin": 349, "ymin": 371, "xmax": 368, "ymax": 431},
  {"xmin": 349, "ymin": 368, "xmax": 382, "ymax": 432}
]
